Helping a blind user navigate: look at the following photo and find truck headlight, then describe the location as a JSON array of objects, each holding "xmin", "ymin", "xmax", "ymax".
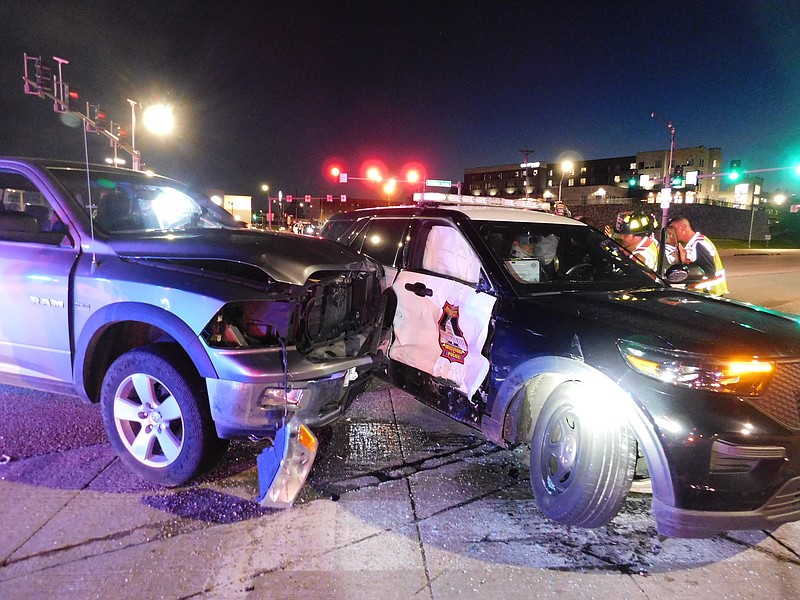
[
  {"xmin": 203, "ymin": 301, "xmax": 294, "ymax": 348},
  {"xmin": 618, "ymin": 340, "xmax": 774, "ymax": 395}
]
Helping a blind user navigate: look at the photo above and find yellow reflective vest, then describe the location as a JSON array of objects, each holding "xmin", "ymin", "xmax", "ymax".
[
  {"xmin": 685, "ymin": 233, "xmax": 728, "ymax": 295},
  {"xmin": 631, "ymin": 236, "xmax": 659, "ymax": 271}
]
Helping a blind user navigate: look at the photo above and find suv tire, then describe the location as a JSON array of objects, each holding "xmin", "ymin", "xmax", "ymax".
[{"xmin": 530, "ymin": 381, "xmax": 636, "ymax": 527}]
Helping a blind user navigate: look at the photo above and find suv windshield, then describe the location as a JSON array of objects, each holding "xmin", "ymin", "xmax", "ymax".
[
  {"xmin": 474, "ymin": 220, "xmax": 660, "ymax": 293},
  {"xmin": 49, "ymin": 166, "xmax": 241, "ymax": 234}
]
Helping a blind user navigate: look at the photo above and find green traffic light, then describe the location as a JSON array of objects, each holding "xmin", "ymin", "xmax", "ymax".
[
  {"xmin": 728, "ymin": 159, "xmax": 742, "ymax": 181},
  {"xmin": 628, "ymin": 177, "xmax": 637, "ymax": 187}
]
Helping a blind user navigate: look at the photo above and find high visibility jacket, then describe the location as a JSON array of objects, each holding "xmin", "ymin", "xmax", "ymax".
[
  {"xmin": 685, "ymin": 233, "xmax": 728, "ymax": 295},
  {"xmin": 631, "ymin": 236, "xmax": 659, "ymax": 270}
]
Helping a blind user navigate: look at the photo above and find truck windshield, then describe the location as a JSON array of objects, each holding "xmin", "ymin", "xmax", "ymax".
[
  {"xmin": 475, "ymin": 220, "xmax": 661, "ymax": 293},
  {"xmin": 49, "ymin": 167, "xmax": 241, "ymax": 233}
]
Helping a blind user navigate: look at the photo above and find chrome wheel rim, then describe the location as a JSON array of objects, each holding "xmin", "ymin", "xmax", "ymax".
[{"xmin": 113, "ymin": 373, "xmax": 185, "ymax": 468}]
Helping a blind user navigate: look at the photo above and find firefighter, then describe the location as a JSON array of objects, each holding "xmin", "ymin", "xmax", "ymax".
[
  {"xmin": 666, "ymin": 215, "xmax": 728, "ymax": 295},
  {"xmin": 552, "ymin": 199, "xmax": 571, "ymax": 217},
  {"xmin": 613, "ymin": 211, "xmax": 660, "ymax": 270}
]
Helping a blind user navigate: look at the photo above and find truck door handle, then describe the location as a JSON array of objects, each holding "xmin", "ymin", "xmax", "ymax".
[{"xmin": 405, "ymin": 281, "xmax": 433, "ymax": 297}]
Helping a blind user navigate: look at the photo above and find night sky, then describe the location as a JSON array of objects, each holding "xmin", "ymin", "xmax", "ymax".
[{"xmin": 3, "ymin": 0, "xmax": 800, "ymax": 204}]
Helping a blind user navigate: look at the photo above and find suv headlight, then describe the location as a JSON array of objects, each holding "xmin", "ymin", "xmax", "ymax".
[{"xmin": 618, "ymin": 340, "xmax": 774, "ymax": 395}]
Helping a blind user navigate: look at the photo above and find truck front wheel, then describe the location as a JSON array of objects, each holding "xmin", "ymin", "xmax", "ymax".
[
  {"xmin": 100, "ymin": 346, "xmax": 221, "ymax": 486},
  {"xmin": 530, "ymin": 381, "xmax": 636, "ymax": 528}
]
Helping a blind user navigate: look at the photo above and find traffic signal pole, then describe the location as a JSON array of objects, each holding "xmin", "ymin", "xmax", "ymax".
[{"xmin": 22, "ymin": 53, "xmax": 142, "ymax": 170}]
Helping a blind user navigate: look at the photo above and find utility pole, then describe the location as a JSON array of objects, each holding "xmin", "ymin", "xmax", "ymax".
[{"xmin": 519, "ymin": 148, "xmax": 535, "ymax": 199}]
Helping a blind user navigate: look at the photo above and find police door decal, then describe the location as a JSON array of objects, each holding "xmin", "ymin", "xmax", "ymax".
[
  {"xmin": 390, "ymin": 270, "xmax": 495, "ymax": 399},
  {"xmin": 438, "ymin": 301, "xmax": 468, "ymax": 363}
]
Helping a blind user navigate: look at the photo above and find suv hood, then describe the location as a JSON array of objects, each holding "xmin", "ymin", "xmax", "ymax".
[
  {"xmin": 520, "ymin": 288, "xmax": 800, "ymax": 358},
  {"xmin": 106, "ymin": 229, "xmax": 379, "ymax": 286}
]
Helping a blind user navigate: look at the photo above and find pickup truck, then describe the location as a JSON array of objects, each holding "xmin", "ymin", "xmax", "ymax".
[{"xmin": 0, "ymin": 157, "xmax": 383, "ymax": 487}]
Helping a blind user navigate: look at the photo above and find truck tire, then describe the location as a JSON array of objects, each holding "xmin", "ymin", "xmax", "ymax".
[
  {"xmin": 530, "ymin": 381, "xmax": 635, "ymax": 528},
  {"xmin": 100, "ymin": 346, "xmax": 222, "ymax": 486}
]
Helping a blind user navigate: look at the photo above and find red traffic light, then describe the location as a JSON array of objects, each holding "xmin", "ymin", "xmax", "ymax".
[{"xmin": 66, "ymin": 89, "xmax": 80, "ymax": 112}]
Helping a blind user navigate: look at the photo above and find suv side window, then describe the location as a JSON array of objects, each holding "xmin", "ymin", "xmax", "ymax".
[
  {"xmin": 410, "ymin": 220, "xmax": 481, "ymax": 285},
  {"xmin": 351, "ymin": 218, "xmax": 410, "ymax": 269},
  {"xmin": 0, "ymin": 170, "xmax": 68, "ymax": 244}
]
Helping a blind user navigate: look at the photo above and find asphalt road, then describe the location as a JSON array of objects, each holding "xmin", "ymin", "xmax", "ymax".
[
  {"xmin": 1, "ymin": 250, "xmax": 799, "ymax": 599},
  {"xmin": 723, "ymin": 248, "xmax": 800, "ymax": 314}
]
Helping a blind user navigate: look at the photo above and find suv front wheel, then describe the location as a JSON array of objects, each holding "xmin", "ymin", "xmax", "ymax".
[
  {"xmin": 530, "ymin": 381, "xmax": 636, "ymax": 528},
  {"xmin": 100, "ymin": 346, "xmax": 222, "ymax": 486}
]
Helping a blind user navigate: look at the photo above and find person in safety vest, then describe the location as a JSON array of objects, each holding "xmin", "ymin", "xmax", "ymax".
[
  {"xmin": 666, "ymin": 215, "xmax": 728, "ymax": 295},
  {"xmin": 613, "ymin": 211, "xmax": 660, "ymax": 270}
]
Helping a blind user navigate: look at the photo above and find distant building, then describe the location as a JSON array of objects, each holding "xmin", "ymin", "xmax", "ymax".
[
  {"xmin": 635, "ymin": 146, "xmax": 724, "ymax": 203},
  {"xmin": 464, "ymin": 156, "xmax": 638, "ymax": 205},
  {"xmin": 464, "ymin": 146, "xmax": 762, "ymax": 210}
]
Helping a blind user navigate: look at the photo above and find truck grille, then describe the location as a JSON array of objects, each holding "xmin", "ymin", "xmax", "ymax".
[
  {"xmin": 745, "ymin": 360, "xmax": 800, "ymax": 430},
  {"xmin": 297, "ymin": 270, "xmax": 381, "ymax": 353}
]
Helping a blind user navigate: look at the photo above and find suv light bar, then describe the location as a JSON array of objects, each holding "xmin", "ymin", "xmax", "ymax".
[{"xmin": 413, "ymin": 192, "xmax": 551, "ymax": 212}]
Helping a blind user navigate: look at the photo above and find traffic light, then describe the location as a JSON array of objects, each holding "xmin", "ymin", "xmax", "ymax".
[
  {"xmin": 728, "ymin": 160, "xmax": 742, "ymax": 181},
  {"xmin": 85, "ymin": 104, "xmax": 107, "ymax": 133},
  {"xmin": 66, "ymin": 88, "xmax": 80, "ymax": 112},
  {"xmin": 94, "ymin": 105, "xmax": 107, "ymax": 131},
  {"xmin": 329, "ymin": 166, "xmax": 347, "ymax": 183},
  {"xmin": 672, "ymin": 165, "xmax": 684, "ymax": 188},
  {"xmin": 112, "ymin": 123, "xmax": 129, "ymax": 146},
  {"xmin": 24, "ymin": 55, "xmax": 52, "ymax": 96},
  {"xmin": 628, "ymin": 169, "xmax": 638, "ymax": 187}
]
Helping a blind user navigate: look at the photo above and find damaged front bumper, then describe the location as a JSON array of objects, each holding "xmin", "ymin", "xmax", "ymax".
[
  {"xmin": 256, "ymin": 415, "xmax": 319, "ymax": 508},
  {"xmin": 206, "ymin": 353, "xmax": 373, "ymax": 439}
]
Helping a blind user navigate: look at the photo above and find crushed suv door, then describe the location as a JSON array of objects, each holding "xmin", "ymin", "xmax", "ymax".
[
  {"xmin": 0, "ymin": 169, "xmax": 78, "ymax": 383},
  {"xmin": 389, "ymin": 220, "xmax": 496, "ymax": 399}
]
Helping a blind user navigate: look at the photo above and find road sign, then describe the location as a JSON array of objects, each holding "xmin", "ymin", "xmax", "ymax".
[{"xmin": 425, "ymin": 179, "xmax": 452, "ymax": 188}]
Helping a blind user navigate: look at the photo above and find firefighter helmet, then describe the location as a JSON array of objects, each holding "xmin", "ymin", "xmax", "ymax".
[{"xmin": 614, "ymin": 211, "xmax": 658, "ymax": 235}]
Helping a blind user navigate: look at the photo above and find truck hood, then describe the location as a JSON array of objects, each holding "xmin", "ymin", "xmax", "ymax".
[
  {"xmin": 107, "ymin": 229, "xmax": 379, "ymax": 286},
  {"xmin": 519, "ymin": 288, "xmax": 800, "ymax": 358}
]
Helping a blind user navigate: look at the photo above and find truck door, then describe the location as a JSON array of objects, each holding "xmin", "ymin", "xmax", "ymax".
[
  {"xmin": 0, "ymin": 169, "xmax": 78, "ymax": 384},
  {"xmin": 389, "ymin": 220, "xmax": 496, "ymax": 399}
]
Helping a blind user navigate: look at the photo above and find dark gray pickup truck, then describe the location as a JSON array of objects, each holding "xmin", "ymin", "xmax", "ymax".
[{"xmin": 0, "ymin": 158, "xmax": 383, "ymax": 486}]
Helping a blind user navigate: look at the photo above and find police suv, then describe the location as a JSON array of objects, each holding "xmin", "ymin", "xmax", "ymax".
[{"xmin": 321, "ymin": 192, "xmax": 800, "ymax": 538}]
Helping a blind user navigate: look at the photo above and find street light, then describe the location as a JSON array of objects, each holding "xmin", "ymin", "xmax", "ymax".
[
  {"xmin": 261, "ymin": 183, "xmax": 271, "ymax": 229},
  {"xmin": 126, "ymin": 99, "xmax": 175, "ymax": 171},
  {"xmin": 558, "ymin": 160, "xmax": 574, "ymax": 203},
  {"xmin": 142, "ymin": 104, "xmax": 175, "ymax": 136},
  {"xmin": 383, "ymin": 178, "xmax": 397, "ymax": 205}
]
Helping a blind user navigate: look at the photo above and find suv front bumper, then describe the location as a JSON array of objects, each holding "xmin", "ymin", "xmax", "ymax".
[{"xmin": 653, "ymin": 475, "xmax": 800, "ymax": 537}]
